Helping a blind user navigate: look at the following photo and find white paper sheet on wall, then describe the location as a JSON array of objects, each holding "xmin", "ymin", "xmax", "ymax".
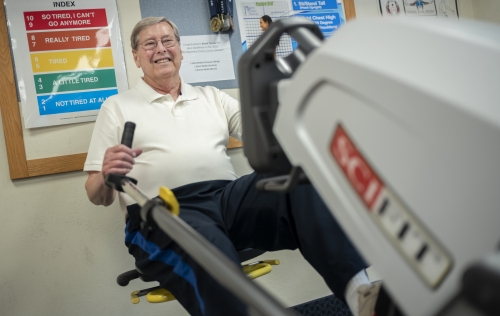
[{"xmin": 180, "ymin": 34, "xmax": 236, "ymax": 84}]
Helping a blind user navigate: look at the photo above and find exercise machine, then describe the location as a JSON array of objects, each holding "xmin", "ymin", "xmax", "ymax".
[{"xmin": 238, "ymin": 17, "xmax": 500, "ymax": 316}]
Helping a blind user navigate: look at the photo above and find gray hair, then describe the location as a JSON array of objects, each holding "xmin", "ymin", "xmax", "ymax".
[{"xmin": 130, "ymin": 17, "xmax": 181, "ymax": 50}]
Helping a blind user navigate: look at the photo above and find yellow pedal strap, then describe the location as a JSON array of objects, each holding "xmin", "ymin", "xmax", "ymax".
[
  {"xmin": 146, "ymin": 288, "xmax": 176, "ymax": 303},
  {"xmin": 242, "ymin": 263, "xmax": 272, "ymax": 280}
]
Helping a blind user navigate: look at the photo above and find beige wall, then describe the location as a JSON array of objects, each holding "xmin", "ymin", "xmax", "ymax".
[
  {"xmin": 1, "ymin": 0, "xmax": 498, "ymax": 315},
  {"xmin": 471, "ymin": 1, "xmax": 500, "ymax": 23}
]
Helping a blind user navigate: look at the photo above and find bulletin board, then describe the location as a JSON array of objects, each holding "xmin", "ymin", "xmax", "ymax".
[
  {"xmin": 139, "ymin": 0, "xmax": 241, "ymax": 89},
  {"xmin": 0, "ymin": 0, "xmax": 356, "ymax": 180},
  {"xmin": 139, "ymin": 0, "xmax": 356, "ymax": 89}
]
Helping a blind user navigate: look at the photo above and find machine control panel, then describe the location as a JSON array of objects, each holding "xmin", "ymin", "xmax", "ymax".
[{"xmin": 330, "ymin": 125, "xmax": 452, "ymax": 288}]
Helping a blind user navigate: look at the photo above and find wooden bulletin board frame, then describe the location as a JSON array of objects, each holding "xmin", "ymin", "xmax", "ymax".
[{"xmin": 0, "ymin": 1, "xmax": 356, "ymax": 180}]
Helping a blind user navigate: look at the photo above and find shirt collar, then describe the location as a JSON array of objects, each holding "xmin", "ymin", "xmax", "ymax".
[
  {"xmin": 135, "ymin": 76, "xmax": 198, "ymax": 103},
  {"xmin": 179, "ymin": 78, "xmax": 198, "ymax": 101}
]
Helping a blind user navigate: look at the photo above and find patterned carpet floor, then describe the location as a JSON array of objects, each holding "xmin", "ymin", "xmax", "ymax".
[{"xmin": 289, "ymin": 294, "xmax": 352, "ymax": 316}]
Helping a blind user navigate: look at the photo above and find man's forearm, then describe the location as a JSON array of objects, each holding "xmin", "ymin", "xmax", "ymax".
[{"xmin": 85, "ymin": 172, "xmax": 116, "ymax": 206}]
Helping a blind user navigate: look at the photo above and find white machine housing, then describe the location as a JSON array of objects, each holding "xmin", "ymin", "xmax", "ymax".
[{"xmin": 274, "ymin": 18, "xmax": 500, "ymax": 316}]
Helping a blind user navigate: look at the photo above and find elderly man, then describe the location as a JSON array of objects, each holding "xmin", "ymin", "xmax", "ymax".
[{"xmin": 84, "ymin": 17, "xmax": 379, "ymax": 316}]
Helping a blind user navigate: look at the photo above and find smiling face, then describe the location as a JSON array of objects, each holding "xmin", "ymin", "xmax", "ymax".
[
  {"xmin": 132, "ymin": 22, "xmax": 183, "ymax": 87},
  {"xmin": 259, "ymin": 18, "xmax": 269, "ymax": 31}
]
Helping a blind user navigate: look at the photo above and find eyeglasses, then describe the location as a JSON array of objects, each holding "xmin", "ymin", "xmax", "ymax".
[{"xmin": 140, "ymin": 38, "xmax": 177, "ymax": 50}]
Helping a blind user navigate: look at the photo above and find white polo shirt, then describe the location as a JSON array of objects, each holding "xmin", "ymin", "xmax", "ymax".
[{"xmin": 84, "ymin": 78, "xmax": 241, "ymax": 216}]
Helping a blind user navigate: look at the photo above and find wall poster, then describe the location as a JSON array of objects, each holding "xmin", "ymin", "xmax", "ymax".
[
  {"xmin": 180, "ymin": 34, "xmax": 236, "ymax": 84},
  {"xmin": 4, "ymin": 0, "xmax": 128, "ymax": 128},
  {"xmin": 379, "ymin": 0, "xmax": 459, "ymax": 18},
  {"xmin": 235, "ymin": 0, "xmax": 346, "ymax": 57}
]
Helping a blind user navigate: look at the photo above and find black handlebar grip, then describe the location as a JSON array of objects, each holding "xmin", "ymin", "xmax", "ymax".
[{"xmin": 121, "ymin": 122, "xmax": 136, "ymax": 148}]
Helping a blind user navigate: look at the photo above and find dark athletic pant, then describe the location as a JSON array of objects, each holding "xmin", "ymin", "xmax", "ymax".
[{"xmin": 125, "ymin": 172, "xmax": 366, "ymax": 316}]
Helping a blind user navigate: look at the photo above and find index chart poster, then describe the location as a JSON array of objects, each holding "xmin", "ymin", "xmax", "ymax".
[{"xmin": 5, "ymin": 0, "xmax": 128, "ymax": 128}]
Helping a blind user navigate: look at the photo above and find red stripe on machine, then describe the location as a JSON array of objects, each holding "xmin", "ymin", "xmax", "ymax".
[{"xmin": 330, "ymin": 125, "xmax": 383, "ymax": 210}]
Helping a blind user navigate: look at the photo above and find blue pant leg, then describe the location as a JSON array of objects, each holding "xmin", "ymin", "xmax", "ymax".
[
  {"xmin": 125, "ymin": 181, "xmax": 247, "ymax": 316},
  {"xmin": 288, "ymin": 181, "xmax": 367, "ymax": 300},
  {"xmin": 218, "ymin": 172, "xmax": 367, "ymax": 300}
]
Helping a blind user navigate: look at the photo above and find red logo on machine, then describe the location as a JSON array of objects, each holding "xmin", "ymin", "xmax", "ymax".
[{"xmin": 330, "ymin": 125, "xmax": 383, "ymax": 210}]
